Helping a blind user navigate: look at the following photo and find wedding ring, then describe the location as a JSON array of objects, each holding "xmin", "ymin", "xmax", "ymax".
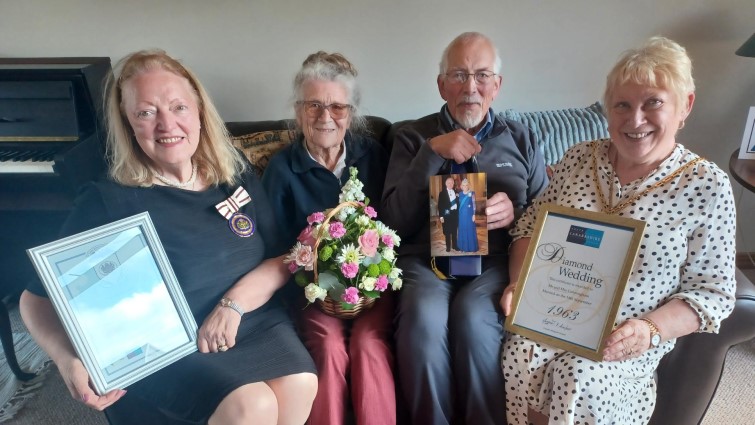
[{"xmin": 218, "ymin": 344, "xmax": 228, "ymax": 352}]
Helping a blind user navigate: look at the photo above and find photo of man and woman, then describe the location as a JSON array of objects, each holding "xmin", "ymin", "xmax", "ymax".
[{"xmin": 429, "ymin": 173, "xmax": 488, "ymax": 256}]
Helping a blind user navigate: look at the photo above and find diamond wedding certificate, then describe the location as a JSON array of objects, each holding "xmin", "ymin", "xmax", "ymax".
[{"xmin": 504, "ymin": 204, "xmax": 645, "ymax": 361}]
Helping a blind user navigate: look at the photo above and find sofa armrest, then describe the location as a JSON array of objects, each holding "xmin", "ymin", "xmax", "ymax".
[{"xmin": 650, "ymin": 268, "xmax": 755, "ymax": 425}]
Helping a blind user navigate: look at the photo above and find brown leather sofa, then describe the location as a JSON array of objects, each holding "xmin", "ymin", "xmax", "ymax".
[{"xmin": 106, "ymin": 113, "xmax": 755, "ymax": 425}]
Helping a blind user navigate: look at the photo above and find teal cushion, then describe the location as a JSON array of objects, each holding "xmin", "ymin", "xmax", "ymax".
[{"xmin": 500, "ymin": 102, "xmax": 608, "ymax": 165}]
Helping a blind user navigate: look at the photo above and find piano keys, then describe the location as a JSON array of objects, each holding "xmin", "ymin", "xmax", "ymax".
[{"xmin": 0, "ymin": 57, "xmax": 112, "ymax": 209}]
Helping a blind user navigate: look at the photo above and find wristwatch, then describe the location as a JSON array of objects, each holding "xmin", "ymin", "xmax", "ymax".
[
  {"xmin": 640, "ymin": 318, "xmax": 661, "ymax": 348},
  {"xmin": 219, "ymin": 297, "xmax": 244, "ymax": 317}
]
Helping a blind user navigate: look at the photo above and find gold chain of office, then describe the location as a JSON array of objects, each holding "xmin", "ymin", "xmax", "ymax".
[{"xmin": 591, "ymin": 141, "xmax": 703, "ymax": 215}]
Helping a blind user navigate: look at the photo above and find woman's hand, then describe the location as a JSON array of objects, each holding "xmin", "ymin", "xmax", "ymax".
[
  {"xmin": 500, "ymin": 282, "xmax": 516, "ymax": 316},
  {"xmin": 197, "ymin": 306, "xmax": 241, "ymax": 353},
  {"xmin": 603, "ymin": 319, "xmax": 651, "ymax": 361},
  {"xmin": 59, "ymin": 356, "xmax": 125, "ymax": 410}
]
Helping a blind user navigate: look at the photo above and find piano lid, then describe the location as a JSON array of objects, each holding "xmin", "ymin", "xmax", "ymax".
[{"xmin": 0, "ymin": 57, "xmax": 111, "ymax": 142}]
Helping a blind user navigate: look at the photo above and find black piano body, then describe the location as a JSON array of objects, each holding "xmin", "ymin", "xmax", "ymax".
[
  {"xmin": 0, "ymin": 58, "xmax": 112, "ymax": 379},
  {"xmin": 0, "ymin": 57, "xmax": 112, "ymax": 209}
]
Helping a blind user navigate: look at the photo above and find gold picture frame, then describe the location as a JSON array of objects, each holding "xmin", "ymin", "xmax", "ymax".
[{"xmin": 504, "ymin": 204, "xmax": 646, "ymax": 361}]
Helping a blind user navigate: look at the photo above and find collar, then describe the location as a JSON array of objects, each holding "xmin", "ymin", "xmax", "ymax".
[
  {"xmin": 441, "ymin": 104, "xmax": 495, "ymax": 141},
  {"xmin": 304, "ymin": 139, "xmax": 347, "ymax": 179},
  {"xmin": 291, "ymin": 131, "xmax": 369, "ymax": 176}
]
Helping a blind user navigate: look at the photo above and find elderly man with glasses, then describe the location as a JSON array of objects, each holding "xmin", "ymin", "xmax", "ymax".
[{"xmin": 381, "ymin": 32, "xmax": 548, "ymax": 425}]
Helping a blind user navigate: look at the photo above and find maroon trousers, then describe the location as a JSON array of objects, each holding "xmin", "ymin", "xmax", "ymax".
[{"xmin": 299, "ymin": 293, "xmax": 396, "ymax": 425}]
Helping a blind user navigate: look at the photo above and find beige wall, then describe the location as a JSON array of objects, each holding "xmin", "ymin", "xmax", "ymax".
[{"xmin": 2, "ymin": 0, "xmax": 754, "ymax": 252}]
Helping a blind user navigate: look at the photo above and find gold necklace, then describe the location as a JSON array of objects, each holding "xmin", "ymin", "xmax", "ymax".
[{"xmin": 591, "ymin": 141, "xmax": 703, "ymax": 215}]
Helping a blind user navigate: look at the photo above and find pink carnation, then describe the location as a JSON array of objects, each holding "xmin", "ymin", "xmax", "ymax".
[
  {"xmin": 297, "ymin": 225, "xmax": 316, "ymax": 246},
  {"xmin": 341, "ymin": 262, "xmax": 359, "ymax": 279},
  {"xmin": 381, "ymin": 234, "xmax": 395, "ymax": 248},
  {"xmin": 329, "ymin": 222, "xmax": 347, "ymax": 238},
  {"xmin": 307, "ymin": 212, "xmax": 325, "ymax": 224},
  {"xmin": 287, "ymin": 261, "xmax": 299, "ymax": 274},
  {"xmin": 364, "ymin": 206, "xmax": 377, "ymax": 218},
  {"xmin": 375, "ymin": 275, "xmax": 389, "ymax": 291},
  {"xmin": 342, "ymin": 287, "xmax": 360, "ymax": 304},
  {"xmin": 294, "ymin": 245, "xmax": 315, "ymax": 270},
  {"xmin": 358, "ymin": 229, "xmax": 380, "ymax": 257}
]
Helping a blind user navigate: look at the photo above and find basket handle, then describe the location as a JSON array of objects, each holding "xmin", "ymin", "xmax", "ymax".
[{"xmin": 311, "ymin": 201, "xmax": 362, "ymax": 280}]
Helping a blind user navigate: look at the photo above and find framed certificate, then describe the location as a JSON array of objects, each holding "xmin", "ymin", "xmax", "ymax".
[
  {"xmin": 27, "ymin": 212, "xmax": 198, "ymax": 394},
  {"xmin": 504, "ymin": 204, "xmax": 646, "ymax": 361}
]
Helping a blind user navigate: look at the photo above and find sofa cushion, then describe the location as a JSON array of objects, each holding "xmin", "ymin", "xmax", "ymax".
[
  {"xmin": 500, "ymin": 102, "xmax": 609, "ymax": 165},
  {"xmin": 231, "ymin": 129, "xmax": 297, "ymax": 173}
]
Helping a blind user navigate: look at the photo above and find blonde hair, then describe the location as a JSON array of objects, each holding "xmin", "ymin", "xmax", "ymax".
[
  {"xmin": 604, "ymin": 36, "xmax": 695, "ymax": 110},
  {"xmin": 292, "ymin": 51, "xmax": 367, "ymax": 134},
  {"xmin": 104, "ymin": 49, "xmax": 245, "ymax": 187}
]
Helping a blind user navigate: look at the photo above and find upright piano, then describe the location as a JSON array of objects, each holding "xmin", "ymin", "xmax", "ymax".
[{"xmin": 0, "ymin": 57, "xmax": 112, "ymax": 379}]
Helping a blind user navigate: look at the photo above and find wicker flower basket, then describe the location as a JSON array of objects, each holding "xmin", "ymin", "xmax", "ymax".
[
  {"xmin": 316, "ymin": 294, "xmax": 376, "ymax": 319},
  {"xmin": 311, "ymin": 201, "xmax": 377, "ymax": 320}
]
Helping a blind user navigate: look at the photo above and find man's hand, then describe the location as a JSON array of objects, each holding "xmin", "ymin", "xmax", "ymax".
[
  {"xmin": 485, "ymin": 192, "xmax": 515, "ymax": 230},
  {"xmin": 428, "ymin": 129, "xmax": 481, "ymax": 164}
]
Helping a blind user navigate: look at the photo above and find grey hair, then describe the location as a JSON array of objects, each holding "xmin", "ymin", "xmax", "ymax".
[
  {"xmin": 439, "ymin": 32, "xmax": 502, "ymax": 75},
  {"xmin": 291, "ymin": 51, "xmax": 367, "ymax": 134}
]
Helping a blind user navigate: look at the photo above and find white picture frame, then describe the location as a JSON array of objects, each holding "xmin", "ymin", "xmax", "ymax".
[
  {"xmin": 738, "ymin": 106, "xmax": 755, "ymax": 160},
  {"xmin": 27, "ymin": 212, "xmax": 197, "ymax": 394}
]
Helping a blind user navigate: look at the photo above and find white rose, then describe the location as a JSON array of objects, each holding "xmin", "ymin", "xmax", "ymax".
[
  {"xmin": 360, "ymin": 277, "xmax": 376, "ymax": 291},
  {"xmin": 304, "ymin": 283, "xmax": 327, "ymax": 303},
  {"xmin": 382, "ymin": 248, "xmax": 395, "ymax": 261},
  {"xmin": 391, "ymin": 277, "xmax": 403, "ymax": 291}
]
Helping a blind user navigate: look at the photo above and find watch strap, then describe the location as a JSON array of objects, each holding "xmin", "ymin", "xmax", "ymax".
[
  {"xmin": 640, "ymin": 318, "xmax": 661, "ymax": 346},
  {"xmin": 219, "ymin": 297, "xmax": 244, "ymax": 317}
]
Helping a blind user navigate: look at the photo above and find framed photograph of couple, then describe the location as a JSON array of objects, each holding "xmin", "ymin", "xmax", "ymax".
[
  {"xmin": 27, "ymin": 212, "xmax": 198, "ymax": 394},
  {"xmin": 429, "ymin": 172, "xmax": 488, "ymax": 257},
  {"xmin": 504, "ymin": 204, "xmax": 646, "ymax": 361}
]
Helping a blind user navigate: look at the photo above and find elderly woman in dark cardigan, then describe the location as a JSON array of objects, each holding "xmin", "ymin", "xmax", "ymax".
[{"xmin": 261, "ymin": 51, "xmax": 395, "ymax": 425}]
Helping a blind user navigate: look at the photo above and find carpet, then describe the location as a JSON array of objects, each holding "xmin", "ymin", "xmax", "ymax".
[{"xmin": 0, "ymin": 333, "xmax": 52, "ymax": 423}]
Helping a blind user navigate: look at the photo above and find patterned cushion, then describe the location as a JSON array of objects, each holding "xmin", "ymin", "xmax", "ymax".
[
  {"xmin": 500, "ymin": 102, "xmax": 609, "ymax": 165},
  {"xmin": 231, "ymin": 130, "xmax": 297, "ymax": 173}
]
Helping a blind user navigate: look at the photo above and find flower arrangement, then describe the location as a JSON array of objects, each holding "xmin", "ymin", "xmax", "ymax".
[{"xmin": 284, "ymin": 167, "xmax": 403, "ymax": 314}]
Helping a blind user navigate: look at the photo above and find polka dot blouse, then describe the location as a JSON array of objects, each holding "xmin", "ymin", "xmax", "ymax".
[{"xmin": 503, "ymin": 140, "xmax": 737, "ymax": 425}]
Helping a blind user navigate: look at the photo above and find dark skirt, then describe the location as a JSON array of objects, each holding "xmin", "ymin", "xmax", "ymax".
[{"xmin": 106, "ymin": 304, "xmax": 316, "ymax": 424}]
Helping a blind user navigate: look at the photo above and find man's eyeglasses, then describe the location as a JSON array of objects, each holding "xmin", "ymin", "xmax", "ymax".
[
  {"xmin": 444, "ymin": 71, "xmax": 498, "ymax": 85},
  {"xmin": 296, "ymin": 101, "xmax": 353, "ymax": 119}
]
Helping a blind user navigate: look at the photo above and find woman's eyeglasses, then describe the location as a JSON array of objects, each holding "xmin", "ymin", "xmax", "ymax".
[{"xmin": 296, "ymin": 101, "xmax": 353, "ymax": 119}]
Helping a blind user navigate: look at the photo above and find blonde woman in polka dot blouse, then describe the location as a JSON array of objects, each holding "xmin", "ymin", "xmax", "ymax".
[{"xmin": 500, "ymin": 36, "xmax": 737, "ymax": 425}]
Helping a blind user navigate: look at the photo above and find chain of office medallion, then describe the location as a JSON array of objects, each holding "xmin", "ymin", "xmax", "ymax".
[{"xmin": 591, "ymin": 141, "xmax": 703, "ymax": 215}]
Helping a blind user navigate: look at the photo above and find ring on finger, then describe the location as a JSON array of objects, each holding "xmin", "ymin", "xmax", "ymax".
[{"xmin": 218, "ymin": 344, "xmax": 228, "ymax": 352}]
